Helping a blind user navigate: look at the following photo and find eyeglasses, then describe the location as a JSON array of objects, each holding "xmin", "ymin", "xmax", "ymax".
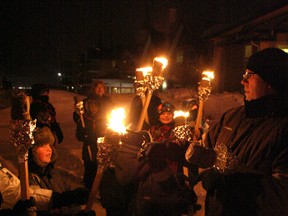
[{"xmin": 242, "ymin": 72, "xmax": 256, "ymax": 80}]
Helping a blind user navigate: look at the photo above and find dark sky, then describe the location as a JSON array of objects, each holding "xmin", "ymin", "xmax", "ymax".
[
  {"xmin": 1, "ymin": 0, "xmax": 287, "ymax": 86},
  {"xmin": 1, "ymin": 1, "xmax": 147, "ymax": 85}
]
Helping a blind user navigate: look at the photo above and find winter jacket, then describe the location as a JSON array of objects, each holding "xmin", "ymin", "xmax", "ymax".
[
  {"xmin": 136, "ymin": 122, "xmax": 196, "ymax": 216},
  {"xmin": 0, "ymin": 164, "xmax": 21, "ymax": 209},
  {"xmin": 0, "ymin": 163, "xmax": 60, "ymax": 214},
  {"xmin": 74, "ymin": 110, "xmax": 106, "ymax": 189},
  {"xmin": 75, "ymin": 112, "xmax": 106, "ymax": 162},
  {"xmin": 30, "ymin": 98, "xmax": 63, "ymax": 144},
  {"xmin": 202, "ymin": 95, "xmax": 288, "ymax": 216},
  {"xmin": 28, "ymin": 147, "xmax": 88, "ymax": 215},
  {"xmin": 150, "ymin": 121, "xmax": 175, "ymax": 142}
]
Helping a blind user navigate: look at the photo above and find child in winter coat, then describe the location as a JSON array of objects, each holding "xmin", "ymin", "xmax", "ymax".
[
  {"xmin": 136, "ymin": 102, "xmax": 197, "ymax": 216},
  {"xmin": 28, "ymin": 127, "xmax": 94, "ymax": 216},
  {"xmin": 74, "ymin": 98, "xmax": 106, "ymax": 189}
]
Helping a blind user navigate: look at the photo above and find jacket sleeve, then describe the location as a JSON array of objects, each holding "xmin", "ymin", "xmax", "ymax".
[
  {"xmin": 28, "ymin": 185, "xmax": 53, "ymax": 211},
  {"xmin": 256, "ymin": 131, "xmax": 288, "ymax": 215},
  {"xmin": 75, "ymin": 121, "xmax": 87, "ymax": 141},
  {"xmin": 73, "ymin": 111, "xmax": 80, "ymax": 124}
]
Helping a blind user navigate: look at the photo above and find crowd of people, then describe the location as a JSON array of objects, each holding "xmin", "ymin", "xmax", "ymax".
[{"xmin": 0, "ymin": 47, "xmax": 288, "ymax": 216}]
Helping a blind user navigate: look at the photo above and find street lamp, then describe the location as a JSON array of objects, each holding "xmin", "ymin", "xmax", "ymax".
[{"xmin": 57, "ymin": 72, "xmax": 62, "ymax": 87}]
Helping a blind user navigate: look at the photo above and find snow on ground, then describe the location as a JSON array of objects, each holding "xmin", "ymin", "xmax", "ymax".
[{"xmin": 0, "ymin": 89, "xmax": 244, "ymax": 215}]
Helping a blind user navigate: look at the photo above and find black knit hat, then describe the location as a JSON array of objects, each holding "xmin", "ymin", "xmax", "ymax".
[
  {"xmin": 33, "ymin": 127, "xmax": 55, "ymax": 147},
  {"xmin": 246, "ymin": 48, "xmax": 288, "ymax": 93}
]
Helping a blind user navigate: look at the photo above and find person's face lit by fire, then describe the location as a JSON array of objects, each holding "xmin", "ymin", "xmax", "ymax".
[
  {"xmin": 88, "ymin": 103, "xmax": 99, "ymax": 116},
  {"xmin": 241, "ymin": 69, "xmax": 275, "ymax": 101},
  {"xmin": 35, "ymin": 144, "xmax": 52, "ymax": 166},
  {"xmin": 159, "ymin": 111, "xmax": 173, "ymax": 125},
  {"xmin": 94, "ymin": 83, "xmax": 105, "ymax": 97}
]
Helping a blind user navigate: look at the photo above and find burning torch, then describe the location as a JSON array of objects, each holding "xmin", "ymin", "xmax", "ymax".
[
  {"xmin": 184, "ymin": 71, "xmax": 216, "ymax": 168},
  {"xmin": 74, "ymin": 96, "xmax": 85, "ymax": 128},
  {"xmin": 135, "ymin": 57, "xmax": 168, "ymax": 131},
  {"xmin": 172, "ymin": 110, "xmax": 193, "ymax": 143},
  {"xmin": 194, "ymin": 70, "xmax": 214, "ymax": 139},
  {"xmin": 135, "ymin": 67, "xmax": 152, "ymax": 125},
  {"xmin": 184, "ymin": 71, "xmax": 238, "ymax": 173},
  {"xmin": 85, "ymin": 108, "xmax": 128, "ymax": 211},
  {"xmin": 10, "ymin": 90, "xmax": 36, "ymax": 201},
  {"xmin": 74, "ymin": 96, "xmax": 93, "ymax": 161}
]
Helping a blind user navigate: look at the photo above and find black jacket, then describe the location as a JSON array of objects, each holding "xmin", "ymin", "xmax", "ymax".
[{"xmin": 203, "ymin": 95, "xmax": 288, "ymax": 216}]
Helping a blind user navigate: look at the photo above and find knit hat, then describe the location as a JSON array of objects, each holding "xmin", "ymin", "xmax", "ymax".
[
  {"xmin": 33, "ymin": 127, "xmax": 55, "ymax": 147},
  {"xmin": 246, "ymin": 48, "xmax": 288, "ymax": 93},
  {"xmin": 157, "ymin": 102, "xmax": 175, "ymax": 115}
]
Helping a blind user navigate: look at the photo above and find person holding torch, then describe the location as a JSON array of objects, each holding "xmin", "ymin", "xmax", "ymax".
[
  {"xmin": 28, "ymin": 127, "xmax": 95, "ymax": 216},
  {"xmin": 186, "ymin": 48, "xmax": 288, "ymax": 215},
  {"xmin": 136, "ymin": 102, "xmax": 199, "ymax": 216},
  {"xmin": 75, "ymin": 98, "xmax": 106, "ymax": 189}
]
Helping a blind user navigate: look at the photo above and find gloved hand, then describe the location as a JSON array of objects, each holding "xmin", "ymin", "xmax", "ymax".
[
  {"xmin": 52, "ymin": 187, "xmax": 90, "ymax": 208},
  {"xmin": 185, "ymin": 142, "xmax": 216, "ymax": 168},
  {"xmin": 13, "ymin": 197, "xmax": 36, "ymax": 216},
  {"xmin": 76, "ymin": 209, "xmax": 96, "ymax": 216},
  {"xmin": 198, "ymin": 168, "xmax": 223, "ymax": 192},
  {"xmin": 144, "ymin": 141, "xmax": 167, "ymax": 173}
]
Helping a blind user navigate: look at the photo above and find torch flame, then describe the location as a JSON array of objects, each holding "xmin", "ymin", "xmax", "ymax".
[
  {"xmin": 202, "ymin": 71, "xmax": 214, "ymax": 81},
  {"xmin": 136, "ymin": 67, "xmax": 153, "ymax": 77},
  {"xmin": 107, "ymin": 108, "xmax": 127, "ymax": 134},
  {"xmin": 154, "ymin": 57, "xmax": 168, "ymax": 70},
  {"xmin": 174, "ymin": 110, "xmax": 189, "ymax": 118}
]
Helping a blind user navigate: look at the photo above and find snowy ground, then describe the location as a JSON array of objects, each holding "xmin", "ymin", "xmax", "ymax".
[{"xmin": 0, "ymin": 89, "xmax": 244, "ymax": 215}]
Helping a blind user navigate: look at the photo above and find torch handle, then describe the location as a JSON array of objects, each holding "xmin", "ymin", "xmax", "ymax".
[
  {"xmin": 136, "ymin": 92, "xmax": 152, "ymax": 131},
  {"xmin": 194, "ymin": 100, "xmax": 204, "ymax": 140},
  {"xmin": 80, "ymin": 115, "xmax": 85, "ymax": 128},
  {"xmin": 141, "ymin": 97, "xmax": 149, "ymax": 125},
  {"xmin": 87, "ymin": 145, "xmax": 93, "ymax": 162},
  {"xmin": 85, "ymin": 165, "xmax": 106, "ymax": 211},
  {"xmin": 18, "ymin": 161, "xmax": 29, "ymax": 200}
]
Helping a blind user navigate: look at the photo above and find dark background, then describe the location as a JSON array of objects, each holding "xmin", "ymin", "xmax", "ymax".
[{"xmin": 1, "ymin": 0, "xmax": 287, "ymax": 86}]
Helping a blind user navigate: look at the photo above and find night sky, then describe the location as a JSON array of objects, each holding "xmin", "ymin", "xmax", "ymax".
[{"xmin": 1, "ymin": 0, "xmax": 287, "ymax": 86}]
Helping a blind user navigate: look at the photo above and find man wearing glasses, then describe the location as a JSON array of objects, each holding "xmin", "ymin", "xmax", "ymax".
[{"xmin": 186, "ymin": 48, "xmax": 288, "ymax": 215}]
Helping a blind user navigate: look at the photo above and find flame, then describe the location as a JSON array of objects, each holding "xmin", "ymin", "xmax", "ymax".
[
  {"xmin": 107, "ymin": 108, "xmax": 127, "ymax": 134},
  {"xmin": 154, "ymin": 57, "xmax": 168, "ymax": 70},
  {"xmin": 174, "ymin": 110, "xmax": 189, "ymax": 118},
  {"xmin": 136, "ymin": 67, "xmax": 153, "ymax": 77},
  {"xmin": 202, "ymin": 71, "xmax": 214, "ymax": 81}
]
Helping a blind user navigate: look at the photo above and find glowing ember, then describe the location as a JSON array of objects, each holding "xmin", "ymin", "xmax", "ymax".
[
  {"xmin": 174, "ymin": 110, "xmax": 189, "ymax": 118},
  {"xmin": 107, "ymin": 108, "xmax": 127, "ymax": 134},
  {"xmin": 154, "ymin": 57, "xmax": 168, "ymax": 70},
  {"xmin": 202, "ymin": 71, "xmax": 214, "ymax": 81}
]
